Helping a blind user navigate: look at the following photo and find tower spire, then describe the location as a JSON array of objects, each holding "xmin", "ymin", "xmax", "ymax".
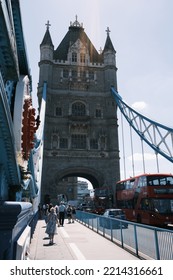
[
  {"xmin": 103, "ymin": 26, "xmax": 115, "ymax": 53},
  {"xmin": 40, "ymin": 21, "xmax": 54, "ymax": 49},
  {"xmin": 45, "ymin": 20, "xmax": 51, "ymax": 30},
  {"xmin": 105, "ymin": 27, "xmax": 111, "ymax": 36}
]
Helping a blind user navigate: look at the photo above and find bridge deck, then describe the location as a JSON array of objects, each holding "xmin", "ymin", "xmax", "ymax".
[{"xmin": 29, "ymin": 218, "xmax": 139, "ymax": 260}]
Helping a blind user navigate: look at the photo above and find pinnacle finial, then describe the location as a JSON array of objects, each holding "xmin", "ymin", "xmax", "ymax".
[
  {"xmin": 106, "ymin": 27, "xmax": 111, "ymax": 36},
  {"xmin": 45, "ymin": 20, "xmax": 51, "ymax": 30},
  {"xmin": 70, "ymin": 15, "xmax": 83, "ymax": 27}
]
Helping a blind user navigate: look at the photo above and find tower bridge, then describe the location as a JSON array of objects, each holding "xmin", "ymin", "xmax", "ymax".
[
  {"xmin": 0, "ymin": 1, "xmax": 173, "ymax": 260},
  {"xmin": 38, "ymin": 17, "xmax": 120, "ymax": 204}
]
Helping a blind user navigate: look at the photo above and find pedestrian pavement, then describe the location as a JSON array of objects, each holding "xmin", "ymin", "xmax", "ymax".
[{"xmin": 29, "ymin": 218, "xmax": 139, "ymax": 260}]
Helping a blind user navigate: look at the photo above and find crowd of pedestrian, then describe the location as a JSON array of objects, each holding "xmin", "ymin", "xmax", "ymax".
[{"xmin": 38, "ymin": 202, "xmax": 76, "ymax": 245}]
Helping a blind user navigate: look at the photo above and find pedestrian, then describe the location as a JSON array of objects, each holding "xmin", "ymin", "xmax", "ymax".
[
  {"xmin": 55, "ymin": 204, "xmax": 60, "ymax": 227},
  {"xmin": 55, "ymin": 204, "xmax": 59, "ymax": 215},
  {"xmin": 48, "ymin": 203, "xmax": 53, "ymax": 213},
  {"xmin": 45, "ymin": 207, "xmax": 58, "ymax": 245},
  {"xmin": 71, "ymin": 206, "xmax": 76, "ymax": 223},
  {"xmin": 38, "ymin": 203, "xmax": 42, "ymax": 219},
  {"xmin": 58, "ymin": 201, "xmax": 66, "ymax": 226},
  {"xmin": 43, "ymin": 203, "xmax": 49, "ymax": 224},
  {"xmin": 67, "ymin": 204, "xmax": 72, "ymax": 223},
  {"xmin": 42, "ymin": 203, "xmax": 48, "ymax": 215}
]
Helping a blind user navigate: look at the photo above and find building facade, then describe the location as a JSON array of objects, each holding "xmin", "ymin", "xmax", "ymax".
[
  {"xmin": 77, "ymin": 180, "xmax": 90, "ymax": 201},
  {"xmin": 38, "ymin": 17, "xmax": 120, "ymax": 203}
]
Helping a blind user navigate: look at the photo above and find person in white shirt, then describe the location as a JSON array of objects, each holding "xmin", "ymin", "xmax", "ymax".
[
  {"xmin": 67, "ymin": 205, "xmax": 72, "ymax": 223},
  {"xmin": 58, "ymin": 201, "xmax": 66, "ymax": 226}
]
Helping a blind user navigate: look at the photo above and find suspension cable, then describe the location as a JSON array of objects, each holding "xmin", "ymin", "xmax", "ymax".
[
  {"xmin": 129, "ymin": 124, "xmax": 135, "ymax": 177},
  {"xmin": 120, "ymin": 112, "xmax": 126, "ymax": 179},
  {"xmin": 141, "ymin": 139, "xmax": 146, "ymax": 173},
  {"xmin": 155, "ymin": 152, "xmax": 160, "ymax": 173}
]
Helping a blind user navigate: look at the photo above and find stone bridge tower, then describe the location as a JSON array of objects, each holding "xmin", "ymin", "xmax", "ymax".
[{"xmin": 38, "ymin": 18, "xmax": 120, "ymax": 204}]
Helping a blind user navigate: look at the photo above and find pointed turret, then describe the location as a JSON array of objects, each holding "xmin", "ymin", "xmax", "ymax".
[
  {"xmin": 40, "ymin": 21, "xmax": 54, "ymax": 61},
  {"xmin": 103, "ymin": 27, "xmax": 116, "ymax": 65},
  {"xmin": 103, "ymin": 27, "xmax": 117, "ymax": 90},
  {"xmin": 38, "ymin": 21, "xmax": 54, "ymax": 91}
]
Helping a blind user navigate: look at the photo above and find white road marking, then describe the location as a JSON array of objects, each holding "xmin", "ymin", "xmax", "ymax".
[
  {"xmin": 59, "ymin": 227, "xmax": 70, "ymax": 238},
  {"xmin": 69, "ymin": 243, "xmax": 86, "ymax": 260}
]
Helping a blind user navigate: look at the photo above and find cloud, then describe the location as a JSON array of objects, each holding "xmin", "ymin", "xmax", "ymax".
[
  {"xmin": 131, "ymin": 101, "xmax": 147, "ymax": 111},
  {"xmin": 128, "ymin": 152, "xmax": 156, "ymax": 161}
]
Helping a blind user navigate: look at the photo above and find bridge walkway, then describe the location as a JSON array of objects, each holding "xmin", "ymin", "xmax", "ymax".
[{"xmin": 29, "ymin": 218, "xmax": 139, "ymax": 260}]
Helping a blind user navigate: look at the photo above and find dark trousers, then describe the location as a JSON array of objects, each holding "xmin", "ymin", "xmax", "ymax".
[{"xmin": 59, "ymin": 212, "xmax": 65, "ymax": 226}]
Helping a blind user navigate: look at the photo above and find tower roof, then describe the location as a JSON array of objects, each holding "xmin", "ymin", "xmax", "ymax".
[
  {"xmin": 103, "ymin": 27, "xmax": 116, "ymax": 53},
  {"xmin": 54, "ymin": 17, "xmax": 102, "ymax": 63},
  {"xmin": 40, "ymin": 21, "xmax": 54, "ymax": 47}
]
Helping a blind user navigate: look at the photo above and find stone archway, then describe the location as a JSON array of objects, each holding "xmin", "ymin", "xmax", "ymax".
[
  {"xmin": 42, "ymin": 167, "xmax": 104, "ymax": 204},
  {"xmin": 56, "ymin": 166, "xmax": 104, "ymax": 189}
]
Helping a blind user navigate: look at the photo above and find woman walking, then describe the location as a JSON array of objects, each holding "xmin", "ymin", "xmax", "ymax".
[{"xmin": 45, "ymin": 207, "xmax": 58, "ymax": 245}]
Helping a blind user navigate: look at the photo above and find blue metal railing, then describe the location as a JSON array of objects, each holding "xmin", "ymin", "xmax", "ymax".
[{"xmin": 76, "ymin": 210, "xmax": 173, "ymax": 260}]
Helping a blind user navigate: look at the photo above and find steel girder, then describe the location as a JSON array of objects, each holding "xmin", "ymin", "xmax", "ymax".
[{"xmin": 111, "ymin": 87, "xmax": 173, "ymax": 163}]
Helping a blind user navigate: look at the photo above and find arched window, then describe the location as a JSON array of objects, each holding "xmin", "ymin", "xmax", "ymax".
[
  {"xmin": 72, "ymin": 102, "xmax": 86, "ymax": 116},
  {"xmin": 96, "ymin": 109, "xmax": 101, "ymax": 118},
  {"xmin": 71, "ymin": 134, "xmax": 86, "ymax": 149},
  {"xmin": 52, "ymin": 135, "xmax": 58, "ymax": 149},
  {"xmin": 63, "ymin": 69, "xmax": 69, "ymax": 78},
  {"xmin": 90, "ymin": 139, "xmax": 98, "ymax": 149},
  {"xmin": 80, "ymin": 53, "xmax": 85, "ymax": 63},
  {"xmin": 72, "ymin": 70, "xmax": 77, "ymax": 78},
  {"xmin": 56, "ymin": 107, "xmax": 62, "ymax": 116},
  {"xmin": 60, "ymin": 138, "xmax": 68, "ymax": 149},
  {"xmin": 72, "ymin": 52, "xmax": 77, "ymax": 62}
]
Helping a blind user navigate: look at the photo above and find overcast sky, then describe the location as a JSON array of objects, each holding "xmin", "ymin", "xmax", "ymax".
[{"xmin": 20, "ymin": 0, "xmax": 173, "ymax": 182}]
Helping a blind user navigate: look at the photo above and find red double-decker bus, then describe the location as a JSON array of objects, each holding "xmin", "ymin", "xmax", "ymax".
[
  {"xmin": 116, "ymin": 174, "xmax": 173, "ymax": 227},
  {"xmin": 92, "ymin": 187, "xmax": 113, "ymax": 214}
]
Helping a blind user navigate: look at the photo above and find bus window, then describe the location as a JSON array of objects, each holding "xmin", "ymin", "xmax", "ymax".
[
  {"xmin": 125, "ymin": 181, "xmax": 131, "ymax": 189},
  {"xmin": 141, "ymin": 198, "xmax": 152, "ymax": 210},
  {"xmin": 138, "ymin": 176, "xmax": 147, "ymax": 187},
  {"xmin": 152, "ymin": 199, "xmax": 173, "ymax": 214},
  {"xmin": 116, "ymin": 182, "xmax": 125, "ymax": 190},
  {"xmin": 126, "ymin": 179, "xmax": 135, "ymax": 189},
  {"xmin": 166, "ymin": 176, "xmax": 173, "ymax": 185},
  {"xmin": 160, "ymin": 177, "xmax": 167, "ymax": 185},
  {"xmin": 171, "ymin": 200, "xmax": 173, "ymax": 211},
  {"xmin": 152, "ymin": 178, "xmax": 159, "ymax": 186},
  {"xmin": 148, "ymin": 175, "xmax": 173, "ymax": 186}
]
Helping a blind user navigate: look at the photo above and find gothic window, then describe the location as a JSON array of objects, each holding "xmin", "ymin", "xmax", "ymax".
[
  {"xmin": 80, "ymin": 70, "xmax": 86, "ymax": 79},
  {"xmin": 90, "ymin": 139, "xmax": 98, "ymax": 150},
  {"xmin": 72, "ymin": 52, "xmax": 77, "ymax": 62},
  {"xmin": 52, "ymin": 135, "xmax": 58, "ymax": 149},
  {"xmin": 99, "ymin": 135, "xmax": 106, "ymax": 150},
  {"xmin": 71, "ymin": 134, "xmax": 86, "ymax": 149},
  {"xmin": 60, "ymin": 138, "xmax": 68, "ymax": 149},
  {"xmin": 80, "ymin": 53, "xmax": 85, "ymax": 63},
  {"xmin": 72, "ymin": 102, "xmax": 86, "ymax": 116},
  {"xmin": 72, "ymin": 70, "xmax": 77, "ymax": 78},
  {"xmin": 56, "ymin": 107, "xmax": 62, "ymax": 116},
  {"xmin": 63, "ymin": 69, "xmax": 69, "ymax": 78},
  {"xmin": 96, "ymin": 109, "xmax": 101, "ymax": 118},
  {"xmin": 89, "ymin": 71, "xmax": 94, "ymax": 80}
]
